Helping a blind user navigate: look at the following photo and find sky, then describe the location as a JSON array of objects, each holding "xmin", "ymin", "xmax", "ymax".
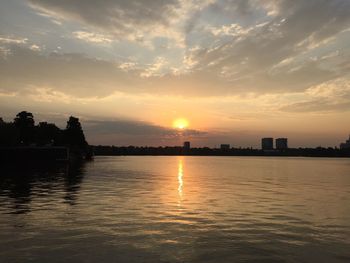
[{"xmin": 1, "ymin": 0, "xmax": 350, "ymax": 148}]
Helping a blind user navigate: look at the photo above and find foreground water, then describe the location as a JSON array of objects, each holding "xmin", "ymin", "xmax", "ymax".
[{"xmin": 0, "ymin": 156, "xmax": 350, "ymax": 262}]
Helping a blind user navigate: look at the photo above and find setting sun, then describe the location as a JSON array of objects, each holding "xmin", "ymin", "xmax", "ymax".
[{"xmin": 173, "ymin": 118, "xmax": 189, "ymax": 130}]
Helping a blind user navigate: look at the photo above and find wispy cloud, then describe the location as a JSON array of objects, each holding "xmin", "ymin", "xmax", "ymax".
[
  {"xmin": 0, "ymin": 36, "xmax": 28, "ymax": 44},
  {"xmin": 73, "ymin": 31, "xmax": 113, "ymax": 44}
]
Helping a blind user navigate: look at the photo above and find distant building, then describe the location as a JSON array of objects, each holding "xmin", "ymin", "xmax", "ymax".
[
  {"xmin": 261, "ymin": 138, "xmax": 273, "ymax": 150},
  {"xmin": 183, "ymin": 141, "xmax": 191, "ymax": 150},
  {"xmin": 220, "ymin": 144, "xmax": 230, "ymax": 150},
  {"xmin": 276, "ymin": 138, "xmax": 288, "ymax": 150},
  {"xmin": 340, "ymin": 135, "xmax": 350, "ymax": 149}
]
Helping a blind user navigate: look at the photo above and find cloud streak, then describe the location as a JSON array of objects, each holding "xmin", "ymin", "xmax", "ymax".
[
  {"xmin": 85, "ymin": 119, "xmax": 206, "ymax": 136},
  {"xmin": 84, "ymin": 119, "xmax": 207, "ymax": 146}
]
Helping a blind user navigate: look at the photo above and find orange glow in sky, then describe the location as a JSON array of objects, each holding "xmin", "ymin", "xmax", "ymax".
[{"xmin": 173, "ymin": 118, "xmax": 189, "ymax": 130}]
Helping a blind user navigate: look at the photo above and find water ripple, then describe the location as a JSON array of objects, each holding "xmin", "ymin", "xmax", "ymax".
[{"xmin": 0, "ymin": 156, "xmax": 350, "ymax": 262}]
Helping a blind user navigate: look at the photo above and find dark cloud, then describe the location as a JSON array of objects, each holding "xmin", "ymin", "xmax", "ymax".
[
  {"xmin": 84, "ymin": 119, "xmax": 207, "ymax": 146},
  {"xmin": 85, "ymin": 119, "xmax": 205, "ymax": 136},
  {"xmin": 28, "ymin": 0, "xmax": 180, "ymax": 39}
]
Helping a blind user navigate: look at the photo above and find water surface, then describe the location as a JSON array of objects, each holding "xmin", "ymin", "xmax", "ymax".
[{"xmin": 1, "ymin": 156, "xmax": 350, "ymax": 262}]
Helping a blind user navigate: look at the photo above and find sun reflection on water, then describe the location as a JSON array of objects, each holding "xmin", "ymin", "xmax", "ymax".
[{"xmin": 178, "ymin": 159, "xmax": 184, "ymax": 200}]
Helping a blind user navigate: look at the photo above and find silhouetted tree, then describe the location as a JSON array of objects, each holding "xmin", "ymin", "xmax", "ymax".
[
  {"xmin": 0, "ymin": 119, "xmax": 20, "ymax": 146},
  {"xmin": 1, "ymin": 112, "xmax": 93, "ymax": 163},
  {"xmin": 36, "ymin": 122, "xmax": 62, "ymax": 146},
  {"xmin": 64, "ymin": 116, "xmax": 87, "ymax": 149},
  {"xmin": 14, "ymin": 111, "xmax": 35, "ymax": 145}
]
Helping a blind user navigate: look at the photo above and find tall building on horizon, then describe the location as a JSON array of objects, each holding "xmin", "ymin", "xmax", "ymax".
[
  {"xmin": 183, "ymin": 141, "xmax": 191, "ymax": 150},
  {"xmin": 261, "ymin": 138, "xmax": 273, "ymax": 150},
  {"xmin": 276, "ymin": 138, "xmax": 288, "ymax": 150}
]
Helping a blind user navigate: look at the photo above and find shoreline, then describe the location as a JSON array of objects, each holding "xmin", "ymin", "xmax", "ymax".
[{"xmin": 92, "ymin": 145, "xmax": 350, "ymax": 158}]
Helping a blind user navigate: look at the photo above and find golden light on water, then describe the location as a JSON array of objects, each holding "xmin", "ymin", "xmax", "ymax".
[
  {"xmin": 173, "ymin": 118, "xmax": 189, "ymax": 130},
  {"xmin": 178, "ymin": 159, "xmax": 184, "ymax": 199}
]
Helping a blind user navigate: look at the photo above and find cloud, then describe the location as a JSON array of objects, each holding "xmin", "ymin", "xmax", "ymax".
[
  {"xmin": 207, "ymin": 23, "xmax": 253, "ymax": 37},
  {"xmin": 29, "ymin": 44, "xmax": 41, "ymax": 51},
  {"xmin": 84, "ymin": 119, "xmax": 207, "ymax": 146},
  {"xmin": 0, "ymin": 36, "xmax": 28, "ymax": 44},
  {"xmin": 183, "ymin": 0, "xmax": 350, "ymax": 93},
  {"xmin": 86, "ymin": 119, "xmax": 205, "ymax": 136},
  {"xmin": 73, "ymin": 31, "xmax": 113, "ymax": 44},
  {"xmin": 280, "ymin": 78, "xmax": 350, "ymax": 112},
  {"xmin": 140, "ymin": 57, "xmax": 168, "ymax": 78},
  {"xmin": 280, "ymin": 100, "xmax": 350, "ymax": 113},
  {"xmin": 28, "ymin": 0, "xmax": 184, "ymax": 46},
  {"xmin": 1, "ymin": 1, "xmax": 349, "ymax": 99},
  {"xmin": 1, "ymin": 43, "xmax": 349, "ymax": 100},
  {"xmin": 0, "ymin": 44, "xmax": 141, "ymax": 97},
  {"xmin": 28, "ymin": 0, "xmax": 179, "ymax": 27}
]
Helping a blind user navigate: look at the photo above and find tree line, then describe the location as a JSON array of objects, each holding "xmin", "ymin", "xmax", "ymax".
[
  {"xmin": 0, "ymin": 111, "xmax": 88, "ymax": 150},
  {"xmin": 93, "ymin": 145, "xmax": 350, "ymax": 157}
]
